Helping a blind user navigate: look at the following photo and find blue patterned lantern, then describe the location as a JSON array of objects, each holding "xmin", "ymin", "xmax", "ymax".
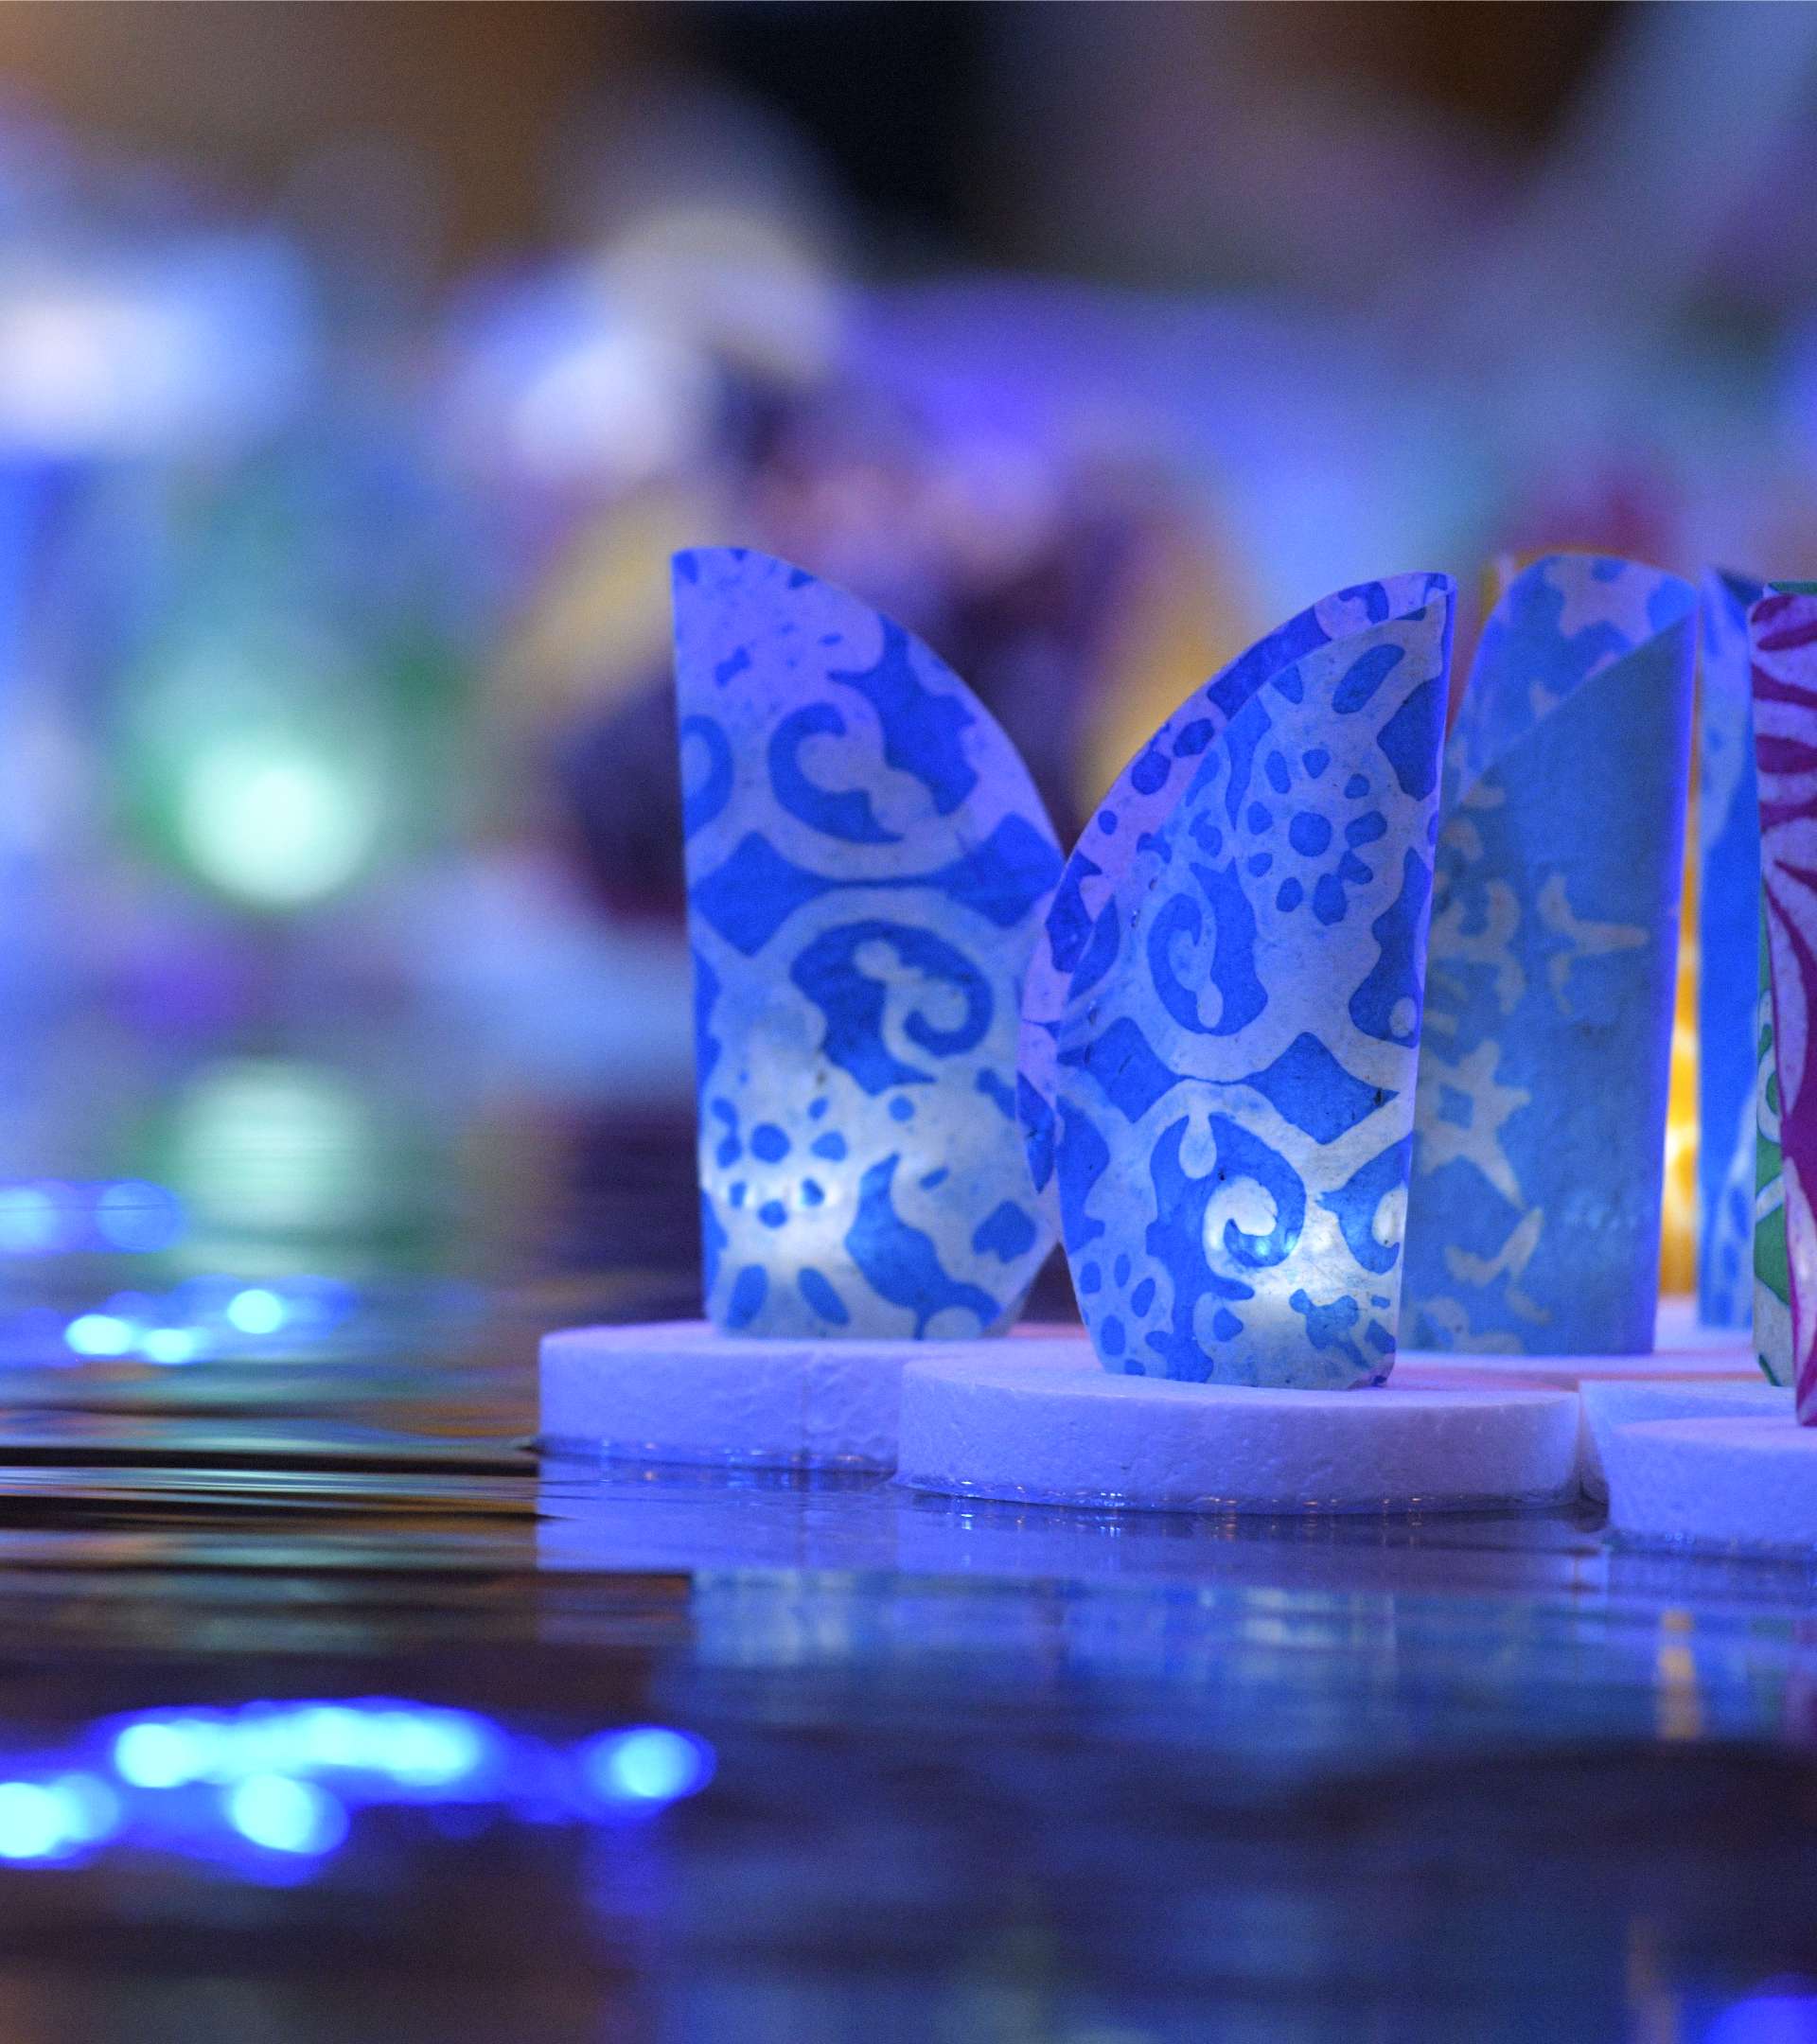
[
  {"xmin": 675, "ymin": 548, "xmax": 1063, "ymax": 1339},
  {"xmin": 1025, "ymin": 575, "xmax": 1455, "ymax": 1387},
  {"xmin": 1402, "ymin": 554, "xmax": 1697, "ymax": 1353}
]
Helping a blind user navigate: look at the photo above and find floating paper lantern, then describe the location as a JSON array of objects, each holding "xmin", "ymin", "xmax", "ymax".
[
  {"xmin": 1751, "ymin": 586, "xmax": 1817, "ymax": 1421},
  {"xmin": 1744, "ymin": 582, "xmax": 1817, "ymax": 1386},
  {"xmin": 1697, "ymin": 570, "xmax": 1765, "ymax": 1330},
  {"xmin": 675, "ymin": 547, "xmax": 1063, "ymax": 1340},
  {"xmin": 1028, "ymin": 575, "xmax": 1454, "ymax": 1387},
  {"xmin": 1402, "ymin": 555, "xmax": 1697, "ymax": 1354}
]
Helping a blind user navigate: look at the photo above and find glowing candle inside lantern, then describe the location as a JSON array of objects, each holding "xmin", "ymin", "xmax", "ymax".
[{"xmin": 1030, "ymin": 574, "xmax": 1455, "ymax": 1386}]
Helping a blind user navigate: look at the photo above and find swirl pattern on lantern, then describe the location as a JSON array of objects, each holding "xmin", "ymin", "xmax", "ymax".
[
  {"xmin": 676, "ymin": 547, "xmax": 1063, "ymax": 1339},
  {"xmin": 1032, "ymin": 575, "xmax": 1454, "ymax": 1387}
]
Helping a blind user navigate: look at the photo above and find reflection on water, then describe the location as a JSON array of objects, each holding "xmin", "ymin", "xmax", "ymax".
[
  {"xmin": 0, "ymin": 1085, "xmax": 1809, "ymax": 2042},
  {"xmin": 0, "ymin": 1047, "xmax": 507, "ymax": 1376},
  {"xmin": 0, "ymin": 1698, "xmax": 712, "ymax": 1872},
  {"xmin": 0, "ymin": 1178, "xmax": 183, "ymax": 1256},
  {"xmin": 57, "ymin": 1273, "xmax": 357, "ymax": 1366},
  {"xmin": 163, "ymin": 1056, "xmax": 393, "ymax": 1266}
]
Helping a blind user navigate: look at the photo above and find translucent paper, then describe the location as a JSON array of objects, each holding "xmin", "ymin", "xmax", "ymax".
[
  {"xmin": 1750, "ymin": 587, "xmax": 1817, "ymax": 1421},
  {"xmin": 675, "ymin": 548, "xmax": 1063, "ymax": 1339},
  {"xmin": 1402, "ymin": 555, "xmax": 1697, "ymax": 1353},
  {"xmin": 1033, "ymin": 575, "xmax": 1455, "ymax": 1387},
  {"xmin": 1756, "ymin": 891, "xmax": 1788, "ymax": 1383}
]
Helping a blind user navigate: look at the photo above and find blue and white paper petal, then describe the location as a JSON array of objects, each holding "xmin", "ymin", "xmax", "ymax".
[
  {"xmin": 1697, "ymin": 568, "xmax": 1765, "ymax": 1330},
  {"xmin": 1402, "ymin": 555, "xmax": 1697, "ymax": 1354},
  {"xmin": 675, "ymin": 548, "xmax": 1063, "ymax": 1340},
  {"xmin": 1042, "ymin": 574, "xmax": 1455, "ymax": 1388},
  {"xmin": 1018, "ymin": 576, "xmax": 1453, "ymax": 1227}
]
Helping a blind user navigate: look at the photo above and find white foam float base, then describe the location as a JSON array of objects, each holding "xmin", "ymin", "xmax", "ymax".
[
  {"xmin": 1393, "ymin": 1351, "xmax": 1762, "ymax": 1495},
  {"xmin": 1578, "ymin": 1377, "xmax": 1791, "ymax": 1502},
  {"xmin": 895, "ymin": 1345, "xmax": 1579, "ymax": 1514},
  {"xmin": 1394, "ymin": 1348, "xmax": 1757, "ymax": 1389},
  {"xmin": 538, "ymin": 1320, "xmax": 1086, "ymax": 1471},
  {"xmin": 1602, "ymin": 1415, "xmax": 1817, "ymax": 1554}
]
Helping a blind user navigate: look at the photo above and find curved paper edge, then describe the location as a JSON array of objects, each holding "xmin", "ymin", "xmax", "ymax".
[
  {"xmin": 1404, "ymin": 555, "xmax": 1697, "ymax": 1356},
  {"xmin": 1017, "ymin": 572, "xmax": 1455, "ymax": 1230},
  {"xmin": 675, "ymin": 546, "xmax": 1065, "ymax": 1340},
  {"xmin": 1044, "ymin": 588, "xmax": 1453, "ymax": 1388},
  {"xmin": 1447, "ymin": 553, "xmax": 1698, "ymax": 809}
]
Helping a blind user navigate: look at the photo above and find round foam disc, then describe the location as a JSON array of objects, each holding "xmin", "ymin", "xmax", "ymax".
[
  {"xmin": 895, "ymin": 1345, "xmax": 1579, "ymax": 1514},
  {"xmin": 538, "ymin": 1321, "xmax": 1085, "ymax": 1470},
  {"xmin": 1602, "ymin": 1416, "xmax": 1817, "ymax": 1553},
  {"xmin": 1394, "ymin": 1348, "xmax": 1758, "ymax": 1388},
  {"xmin": 1392, "ymin": 1351, "xmax": 1761, "ymax": 1497},
  {"xmin": 1578, "ymin": 1377, "xmax": 1791, "ymax": 1502}
]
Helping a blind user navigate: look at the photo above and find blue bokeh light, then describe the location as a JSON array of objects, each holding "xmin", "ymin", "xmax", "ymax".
[
  {"xmin": 141, "ymin": 1326, "xmax": 207, "ymax": 1366},
  {"xmin": 0, "ymin": 1782, "xmax": 75, "ymax": 1860},
  {"xmin": 225, "ymin": 1286, "xmax": 285, "ymax": 1334},
  {"xmin": 49, "ymin": 1775, "xmax": 120, "ymax": 1843},
  {"xmin": 368, "ymin": 1707, "xmax": 488, "ymax": 1787},
  {"xmin": 0, "ymin": 1178, "xmax": 186, "ymax": 1257},
  {"xmin": 584, "ymin": 1726, "xmax": 716, "ymax": 1806},
  {"xmin": 94, "ymin": 1181, "xmax": 185, "ymax": 1253},
  {"xmin": 1704, "ymin": 1990, "xmax": 1817, "ymax": 2044},
  {"xmin": 65, "ymin": 1313, "xmax": 133, "ymax": 1358},
  {"xmin": 47, "ymin": 1272, "xmax": 364, "ymax": 1368},
  {"xmin": 25, "ymin": 1700, "xmax": 720, "ymax": 1878},
  {"xmin": 226, "ymin": 1774, "xmax": 349, "ymax": 1856},
  {"xmin": 0, "ymin": 1185, "xmax": 62, "ymax": 1255},
  {"xmin": 114, "ymin": 1718, "xmax": 208, "ymax": 1788}
]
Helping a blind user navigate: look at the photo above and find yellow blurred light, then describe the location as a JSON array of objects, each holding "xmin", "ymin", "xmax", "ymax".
[
  {"xmin": 1660, "ymin": 743, "xmax": 1700, "ymax": 1296},
  {"xmin": 1073, "ymin": 512, "xmax": 1258, "ymax": 815},
  {"xmin": 498, "ymin": 483, "xmax": 718, "ymax": 721}
]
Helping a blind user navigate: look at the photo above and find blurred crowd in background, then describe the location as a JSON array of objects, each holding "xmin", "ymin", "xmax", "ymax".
[{"xmin": 1, "ymin": 1, "xmax": 1816, "ymax": 1318}]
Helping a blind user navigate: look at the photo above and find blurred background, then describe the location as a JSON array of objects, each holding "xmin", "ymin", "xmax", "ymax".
[{"xmin": 0, "ymin": 0, "xmax": 1811, "ymax": 1361}]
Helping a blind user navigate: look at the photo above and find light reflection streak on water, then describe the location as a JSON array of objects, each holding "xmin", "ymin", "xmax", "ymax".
[
  {"xmin": 0, "ymin": 1700, "xmax": 714, "ymax": 1875},
  {"xmin": 54, "ymin": 1272, "xmax": 359, "ymax": 1365}
]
